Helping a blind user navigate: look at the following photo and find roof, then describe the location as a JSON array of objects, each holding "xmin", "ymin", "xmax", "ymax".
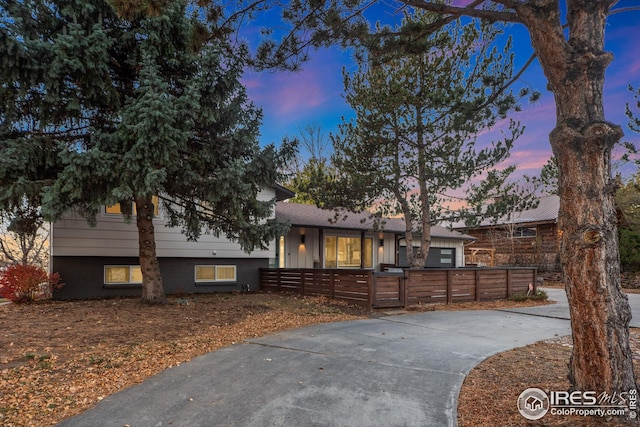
[
  {"xmin": 457, "ymin": 195, "xmax": 559, "ymax": 229},
  {"xmin": 276, "ymin": 202, "xmax": 474, "ymax": 240},
  {"xmin": 273, "ymin": 184, "xmax": 295, "ymax": 201}
]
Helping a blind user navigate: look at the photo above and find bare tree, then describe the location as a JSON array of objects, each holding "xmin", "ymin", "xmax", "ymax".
[{"xmin": 0, "ymin": 207, "xmax": 49, "ymax": 267}]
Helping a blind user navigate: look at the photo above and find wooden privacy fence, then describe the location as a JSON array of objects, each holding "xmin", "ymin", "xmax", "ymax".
[
  {"xmin": 260, "ymin": 268, "xmax": 373, "ymax": 307},
  {"xmin": 260, "ymin": 267, "xmax": 537, "ymax": 310}
]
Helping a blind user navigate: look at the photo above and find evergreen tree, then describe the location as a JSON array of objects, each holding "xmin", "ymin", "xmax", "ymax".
[
  {"xmin": 0, "ymin": 0, "xmax": 292, "ymax": 303},
  {"xmin": 331, "ymin": 13, "xmax": 533, "ymax": 268}
]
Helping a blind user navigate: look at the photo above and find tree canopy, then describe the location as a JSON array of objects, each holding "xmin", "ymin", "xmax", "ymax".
[
  {"xmin": 328, "ymin": 12, "xmax": 534, "ymax": 267},
  {"xmin": 0, "ymin": 0, "xmax": 292, "ymax": 301}
]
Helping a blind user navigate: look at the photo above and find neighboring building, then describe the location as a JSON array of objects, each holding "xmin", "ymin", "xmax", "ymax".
[
  {"xmin": 275, "ymin": 202, "xmax": 474, "ymax": 270},
  {"xmin": 453, "ymin": 195, "xmax": 561, "ymax": 270}
]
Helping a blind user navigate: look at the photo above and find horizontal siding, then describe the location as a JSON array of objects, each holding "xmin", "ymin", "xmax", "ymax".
[{"xmin": 52, "ymin": 189, "xmax": 276, "ymax": 259}]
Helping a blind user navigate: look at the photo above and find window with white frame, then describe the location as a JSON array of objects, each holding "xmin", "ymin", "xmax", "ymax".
[
  {"xmin": 104, "ymin": 266, "xmax": 143, "ymax": 285},
  {"xmin": 195, "ymin": 265, "xmax": 237, "ymax": 283}
]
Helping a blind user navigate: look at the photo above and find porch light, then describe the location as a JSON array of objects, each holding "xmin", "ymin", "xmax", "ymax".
[
  {"xmin": 379, "ymin": 239, "xmax": 384, "ymax": 247},
  {"xmin": 300, "ymin": 234, "xmax": 306, "ymax": 244}
]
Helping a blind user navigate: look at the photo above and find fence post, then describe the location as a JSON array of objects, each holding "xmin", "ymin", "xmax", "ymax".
[
  {"xmin": 330, "ymin": 269, "xmax": 335, "ymax": 299},
  {"xmin": 507, "ymin": 269, "xmax": 513, "ymax": 298},
  {"xmin": 300, "ymin": 269, "xmax": 306, "ymax": 296},
  {"xmin": 447, "ymin": 269, "xmax": 453, "ymax": 304},
  {"xmin": 368, "ymin": 272, "xmax": 375, "ymax": 311},
  {"xmin": 475, "ymin": 269, "xmax": 481, "ymax": 302},
  {"xmin": 401, "ymin": 272, "xmax": 408, "ymax": 308}
]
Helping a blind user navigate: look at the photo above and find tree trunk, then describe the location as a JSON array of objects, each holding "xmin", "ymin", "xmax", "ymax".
[
  {"xmin": 413, "ymin": 115, "xmax": 431, "ymax": 270},
  {"xmin": 135, "ymin": 196, "xmax": 166, "ymax": 304},
  {"xmin": 519, "ymin": 1, "xmax": 636, "ymax": 394}
]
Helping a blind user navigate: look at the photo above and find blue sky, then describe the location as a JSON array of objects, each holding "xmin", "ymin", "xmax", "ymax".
[{"xmin": 242, "ymin": 4, "xmax": 640, "ymax": 181}]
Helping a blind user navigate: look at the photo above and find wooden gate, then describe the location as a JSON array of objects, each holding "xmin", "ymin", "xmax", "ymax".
[{"xmin": 372, "ymin": 273, "xmax": 406, "ymax": 308}]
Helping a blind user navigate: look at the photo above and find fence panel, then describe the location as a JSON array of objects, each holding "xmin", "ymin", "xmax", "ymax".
[
  {"xmin": 260, "ymin": 267, "xmax": 537, "ymax": 309},
  {"xmin": 372, "ymin": 274, "xmax": 404, "ymax": 308},
  {"xmin": 406, "ymin": 270, "xmax": 448, "ymax": 305}
]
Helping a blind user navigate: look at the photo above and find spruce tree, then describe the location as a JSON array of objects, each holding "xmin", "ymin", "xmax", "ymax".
[{"xmin": 0, "ymin": 0, "xmax": 291, "ymax": 303}]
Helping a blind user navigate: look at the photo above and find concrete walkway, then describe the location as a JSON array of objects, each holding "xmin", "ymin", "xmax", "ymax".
[{"xmin": 58, "ymin": 292, "xmax": 577, "ymax": 427}]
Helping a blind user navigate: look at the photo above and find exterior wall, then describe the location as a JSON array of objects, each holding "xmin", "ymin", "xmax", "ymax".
[
  {"xmin": 398, "ymin": 238, "xmax": 466, "ymax": 267},
  {"xmin": 52, "ymin": 188, "xmax": 276, "ymax": 259},
  {"xmin": 53, "ymin": 256, "xmax": 267, "ymax": 299},
  {"xmin": 463, "ymin": 222, "xmax": 560, "ymax": 270},
  {"xmin": 281, "ymin": 227, "xmax": 397, "ymax": 270},
  {"xmin": 51, "ymin": 188, "xmax": 277, "ymax": 299}
]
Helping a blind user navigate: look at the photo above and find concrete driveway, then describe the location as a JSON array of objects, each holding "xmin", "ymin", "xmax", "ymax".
[
  {"xmin": 502, "ymin": 287, "xmax": 640, "ymax": 328},
  {"xmin": 58, "ymin": 296, "xmax": 576, "ymax": 427}
]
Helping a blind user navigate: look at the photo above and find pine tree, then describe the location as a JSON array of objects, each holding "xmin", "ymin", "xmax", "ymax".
[
  {"xmin": 265, "ymin": 0, "xmax": 637, "ymax": 400},
  {"xmin": 331, "ymin": 13, "xmax": 533, "ymax": 268}
]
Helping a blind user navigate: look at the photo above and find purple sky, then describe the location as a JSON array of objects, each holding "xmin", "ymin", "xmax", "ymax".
[{"xmin": 243, "ymin": 6, "xmax": 640, "ymax": 182}]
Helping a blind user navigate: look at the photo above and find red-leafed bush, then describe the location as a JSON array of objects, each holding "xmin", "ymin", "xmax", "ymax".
[{"xmin": 0, "ymin": 264, "xmax": 62, "ymax": 303}]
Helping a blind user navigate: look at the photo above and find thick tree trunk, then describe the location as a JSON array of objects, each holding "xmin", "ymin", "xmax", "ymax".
[
  {"xmin": 135, "ymin": 196, "xmax": 166, "ymax": 304},
  {"xmin": 519, "ymin": 1, "xmax": 636, "ymax": 394}
]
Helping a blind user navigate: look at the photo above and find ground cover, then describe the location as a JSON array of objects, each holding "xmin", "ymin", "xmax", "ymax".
[{"xmin": 0, "ymin": 289, "xmax": 634, "ymax": 426}]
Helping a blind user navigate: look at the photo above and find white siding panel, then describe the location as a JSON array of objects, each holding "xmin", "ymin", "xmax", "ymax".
[{"xmin": 53, "ymin": 188, "xmax": 277, "ymax": 259}]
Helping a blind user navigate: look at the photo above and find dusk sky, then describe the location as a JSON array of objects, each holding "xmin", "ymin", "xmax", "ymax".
[{"xmin": 241, "ymin": 3, "xmax": 640, "ymax": 182}]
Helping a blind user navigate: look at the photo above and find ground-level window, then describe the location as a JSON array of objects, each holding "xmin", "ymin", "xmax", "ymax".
[
  {"xmin": 195, "ymin": 265, "xmax": 237, "ymax": 283},
  {"xmin": 104, "ymin": 266, "xmax": 143, "ymax": 285},
  {"xmin": 324, "ymin": 236, "xmax": 373, "ymax": 269}
]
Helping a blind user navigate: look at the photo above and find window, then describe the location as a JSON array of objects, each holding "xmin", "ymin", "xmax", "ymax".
[
  {"xmin": 104, "ymin": 266, "xmax": 143, "ymax": 285},
  {"xmin": 195, "ymin": 265, "xmax": 237, "ymax": 283},
  {"xmin": 324, "ymin": 236, "xmax": 373, "ymax": 269},
  {"xmin": 513, "ymin": 227, "xmax": 537, "ymax": 238},
  {"xmin": 278, "ymin": 236, "xmax": 286, "ymax": 268},
  {"xmin": 440, "ymin": 248, "xmax": 453, "ymax": 265},
  {"xmin": 105, "ymin": 196, "xmax": 160, "ymax": 216}
]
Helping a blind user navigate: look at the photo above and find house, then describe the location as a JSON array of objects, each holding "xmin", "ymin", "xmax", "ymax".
[
  {"xmin": 275, "ymin": 202, "xmax": 474, "ymax": 270},
  {"xmin": 51, "ymin": 189, "xmax": 474, "ymax": 299},
  {"xmin": 453, "ymin": 195, "xmax": 561, "ymax": 270},
  {"xmin": 51, "ymin": 185, "xmax": 294, "ymax": 299}
]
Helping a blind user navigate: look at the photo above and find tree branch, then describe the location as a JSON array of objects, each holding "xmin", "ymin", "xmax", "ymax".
[{"xmin": 401, "ymin": 0, "xmax": 521, "ymax": 23}]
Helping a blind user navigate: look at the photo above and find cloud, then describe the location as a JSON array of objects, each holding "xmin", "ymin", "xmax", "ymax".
[{"xmin": 244, "ymin": 48, "xmax": 349, "ymax": 134}]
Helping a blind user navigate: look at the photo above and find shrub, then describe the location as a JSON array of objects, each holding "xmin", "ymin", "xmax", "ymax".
[
  {"xmin": 0, "ymin": 264, "xmax": 62, "ymax": 303},
  {"xmin": 509, "ymin": 289, "xmax": 548, "ymax": 302}
]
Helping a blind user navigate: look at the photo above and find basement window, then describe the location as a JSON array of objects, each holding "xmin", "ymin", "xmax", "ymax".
[
  {"xmin": 195, "ymin": 265, "xmax": 237, "ymax": 283},
  {"xmin": 104, "ymin": 266, "xmax": 143, "ymax": 285}
]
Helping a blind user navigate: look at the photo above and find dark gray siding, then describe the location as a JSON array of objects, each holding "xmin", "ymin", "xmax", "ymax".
[
  {"xmin": 52, "ymin": 256, "xmax": 268, "ymax": 300},
  {"xmin": 398, "ymin": 247, "xmax": 457, "ymax": 268}
]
